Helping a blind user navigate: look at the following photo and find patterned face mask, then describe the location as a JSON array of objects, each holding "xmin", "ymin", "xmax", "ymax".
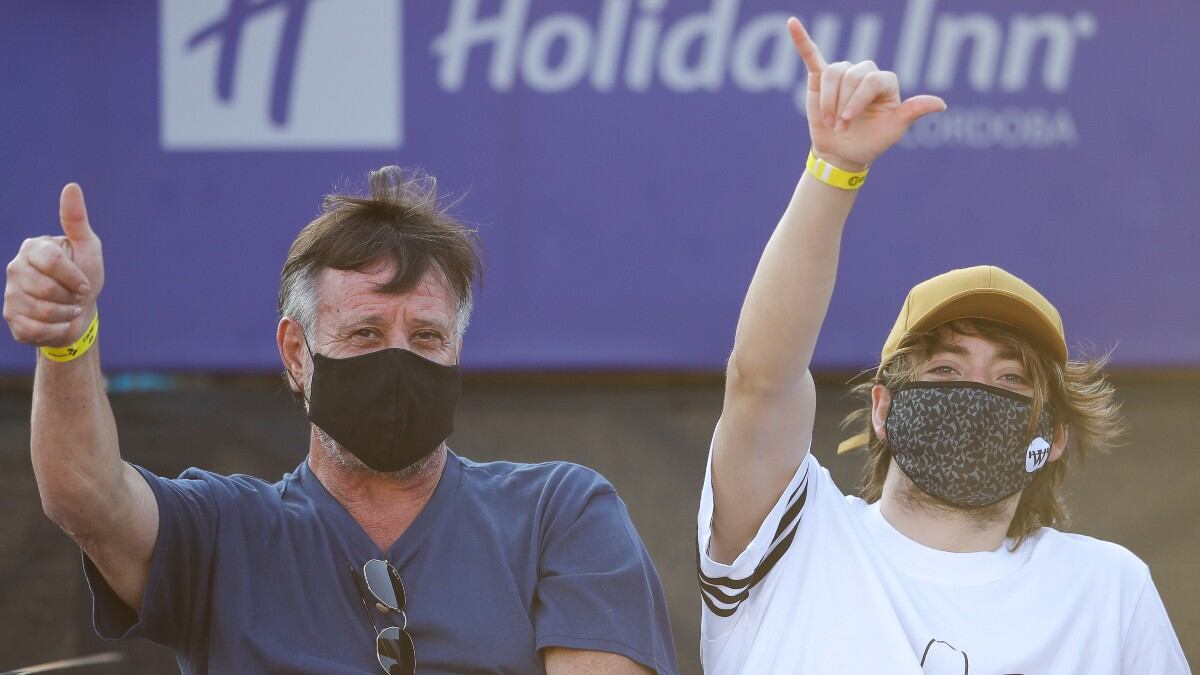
[{"xmin": 884, "ymin": 381, "xmax": 1056, "ymax": 508}]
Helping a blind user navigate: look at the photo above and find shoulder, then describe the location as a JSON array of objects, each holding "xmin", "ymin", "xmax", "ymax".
[
  {"xmin": 457, "ymin": 455, "xmax": 616, "ymax": 499},
  {"xmin": 180, "ymin": 466, "xmax": 280, "ymax": 495},
  {"xmin": 455, "ymin": 455, "xmax": 624, "ymax": 528},
  {"xmin": 1024, "ymin": 527, "xmax": 1150, "ymax": 583},
  {"xmin": 136, "ymin": 464, "xmax": 286, "ymax": 512}
]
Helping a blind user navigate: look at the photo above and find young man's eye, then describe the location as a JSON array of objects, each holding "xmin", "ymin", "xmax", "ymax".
[
  {"xmin": 1001, "ymin": 373, "xmax": 1028, "ymax": 384},
  {"xmin": 929, "ymin": 365, "xmax": 956, "ymax": 375}
]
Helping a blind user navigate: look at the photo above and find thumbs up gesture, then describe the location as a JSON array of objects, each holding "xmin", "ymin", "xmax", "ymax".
[
  {"xmin": 789, "ymin": 17, "xmax": 946, "ymax": 170},
  {"xmin": 4, "ymin": 184, "xmax": 105, "ymax": 348}
]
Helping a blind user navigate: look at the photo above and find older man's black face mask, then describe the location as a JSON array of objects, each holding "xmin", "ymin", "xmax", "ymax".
[{"xmin": 302, "ymin": 346, "xmax": 461, "ymax": 473}]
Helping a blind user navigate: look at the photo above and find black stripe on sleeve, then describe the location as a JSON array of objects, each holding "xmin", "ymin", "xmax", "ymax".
[{"xmin": 697, "ymin": 466, "xmax": 809, "ymax": 617}]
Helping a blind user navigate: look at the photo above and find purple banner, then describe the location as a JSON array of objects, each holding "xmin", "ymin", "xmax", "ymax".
[{"xmin": 2, "ymin": 0, "xmax": 1196, "ymax": 371}]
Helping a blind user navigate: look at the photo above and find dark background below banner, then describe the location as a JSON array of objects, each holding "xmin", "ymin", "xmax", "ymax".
[{"xmin": 2, "ymin": 374, "xmax": 1196, "ymax": 674}]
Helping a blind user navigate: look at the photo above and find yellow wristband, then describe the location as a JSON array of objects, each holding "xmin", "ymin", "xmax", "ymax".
[
  {"xmin": 40, "ymin": 310, "xmax": 98, "ymax": 363},
  {"xmin": 806, "ymin": 150, "xmax": 869, "ymax": 190}
]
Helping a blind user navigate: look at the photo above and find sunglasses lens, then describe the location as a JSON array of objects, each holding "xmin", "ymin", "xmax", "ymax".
[
  {"xmin": 364, "ymin": 559, "xmax": 406, "ymax": 611},
  {"xmin": 377, "ymin": 626, "xmax": 415, "ymax": 675}
]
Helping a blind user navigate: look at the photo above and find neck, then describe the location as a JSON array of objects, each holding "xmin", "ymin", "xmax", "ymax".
[
  {"xmin": 308, "ymin": 434, "xmax": 447, "ymax": 551},
  {"xmin": 878, "ymin": 460, "xmax": 1018, "ymax": 553}
]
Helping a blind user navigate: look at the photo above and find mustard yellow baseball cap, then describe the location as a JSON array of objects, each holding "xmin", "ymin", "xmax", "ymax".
[
  {"xmin": 836, "ymin": 265, "xmax": 1067, "ymax": 455},
  {"xmin": 880, "ymin": 265, "xmax": 1067, "ymax": 365}
]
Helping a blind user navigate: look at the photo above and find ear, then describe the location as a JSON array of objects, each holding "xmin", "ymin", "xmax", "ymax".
[
  {"xmin": 1048, "ymin": 422, "xmax": 1069, "ymax": 463},
  {"xmin": 871, "ymin": 384, "xmax": 892, "ymax": 442},
  {"xmin": 277, "ymin": 317, "xmax": 309, "ymax": 395}
]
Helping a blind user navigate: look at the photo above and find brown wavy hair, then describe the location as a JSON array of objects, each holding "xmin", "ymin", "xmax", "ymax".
[
  {"xmin": 842, "ymin": 319, "xmax": 1124, "ymax": 545},
  {"xmin": 278, "ymin": 166, "xmax": 481, "ymax": 340}
]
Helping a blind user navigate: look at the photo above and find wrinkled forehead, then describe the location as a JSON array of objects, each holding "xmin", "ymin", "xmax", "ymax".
[{"xmin": 314, "ymin": 262, "xmax": 456, "ymax": 320}]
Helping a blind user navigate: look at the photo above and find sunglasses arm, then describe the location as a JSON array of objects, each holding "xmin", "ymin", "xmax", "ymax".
[{"xmin": 346, "ymin": 561, "xmax": 382, "ymax": 634}]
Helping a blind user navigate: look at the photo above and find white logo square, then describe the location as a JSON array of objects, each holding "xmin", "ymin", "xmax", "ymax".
[{"xmin": 160, "ymin": 0, "xmax": 403, "ymax": 150}]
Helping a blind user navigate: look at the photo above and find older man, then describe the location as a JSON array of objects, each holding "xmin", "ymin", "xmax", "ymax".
[{"xmin": 5, "ymin": 167, "xmax": 677, "ymax": 674}]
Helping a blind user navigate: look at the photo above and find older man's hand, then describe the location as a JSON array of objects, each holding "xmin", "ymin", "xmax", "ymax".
[{"xmin": 4, "ymin": 183, "xmax": 105, "ymax": 348}]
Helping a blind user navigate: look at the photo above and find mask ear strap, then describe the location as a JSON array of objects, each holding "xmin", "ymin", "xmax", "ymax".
[{"xmin": 284, "ymin": 325, "xmax": 316, "ymax": 407}]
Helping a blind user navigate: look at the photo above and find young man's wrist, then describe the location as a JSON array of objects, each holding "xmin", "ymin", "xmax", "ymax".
[
  {"xmin": 810, "ymin": 150, "xmax": 869, "ymax": 173},
  {"xmin": 806, "ymin": 150, "xmax": 871, "ymax": 190}
]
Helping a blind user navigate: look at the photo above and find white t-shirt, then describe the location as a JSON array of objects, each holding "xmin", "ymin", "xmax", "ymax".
[{"xmin": 698, "ymin": 451, "xmax": 1191, "ymax": 674}]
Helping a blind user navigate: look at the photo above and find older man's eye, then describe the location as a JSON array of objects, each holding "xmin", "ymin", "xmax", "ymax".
[
  {"xmin": 414, "ymin": 330, "xmax": 444, "ymax": 343},
  {"xmin": 353, "ymin": 328, "xmax": 379, "ymax": 339}
]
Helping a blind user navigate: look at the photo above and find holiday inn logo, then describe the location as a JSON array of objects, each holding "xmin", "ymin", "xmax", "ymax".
[
  {"xmin": 160, "ymin": 0, "xmax": 403, "ymax": 150},
  {"xmin": 159, "ymin": 0, "xmax": 1096, "ymax": 151}
]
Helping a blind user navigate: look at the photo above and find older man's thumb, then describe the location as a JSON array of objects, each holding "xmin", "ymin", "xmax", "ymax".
[{"xmin": 59, "ymin": 183, "xmax": 95, "ymax": 243}]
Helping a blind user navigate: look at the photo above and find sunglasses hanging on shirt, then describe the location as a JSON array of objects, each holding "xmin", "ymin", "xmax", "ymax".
[{"xmin": 347, "ymin": 559, "xmax": 415, "ymax": 675}]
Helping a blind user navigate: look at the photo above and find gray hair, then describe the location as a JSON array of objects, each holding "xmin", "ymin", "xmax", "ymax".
[{"xmin": 278, "ymin": 166, "xmax": 481, "ymax": 344}]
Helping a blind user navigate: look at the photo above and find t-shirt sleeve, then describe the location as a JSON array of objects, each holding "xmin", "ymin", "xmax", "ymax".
[
  {"xmin": 696, "ymin": 447, "xmax": 816, "ymax": 619},
  {"xmin": 1121, "ymin": 572, "xmax": 1191, "ymax": 674},
  {"xmin": 532, "ymin": 466, "xmax": 679, "ymax": 675},
  {"xmin": 82, "ymin": 464, "xmax": 234, "ymax": 651}
]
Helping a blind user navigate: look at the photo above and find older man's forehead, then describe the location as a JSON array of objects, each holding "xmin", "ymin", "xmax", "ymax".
[
  {"xmin": 318, "ymin": 262, "xmax": 451, "ymax": 297},
  {"xmin": 316, "ymin": 265, "xmax": 456, "ymax": 319}
]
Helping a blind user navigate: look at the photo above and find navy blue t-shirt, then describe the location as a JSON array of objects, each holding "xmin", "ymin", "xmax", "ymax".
[{"xmin": 84, "ymin": 450, "xmax": 678, "ymax": 674}]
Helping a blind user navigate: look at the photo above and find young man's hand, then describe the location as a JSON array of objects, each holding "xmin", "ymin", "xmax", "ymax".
[{"xmin": 789, "ymin": 17, "xmax": 946, "ymax": 172}]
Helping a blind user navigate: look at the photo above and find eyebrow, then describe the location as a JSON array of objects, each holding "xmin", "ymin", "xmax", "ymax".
[
  {"xmin": 929, "ymin": 343, "xmax": 969, "ymax": 357},
  {"xmin": 337, "ymin": 314, "xmax": 387, "ymax": 330},
  {"xmin": 995, "ymin": 348, "xmax": 1022, "ymax": 362},
  {"xmin": 337, "ymin": 314, "xmax": 453, "ymax": 334},
  {"xmin": 409, "ymin": 316, "xmax": 452, "ymax": 331},
  {"xmin": 338, "ymin": 314, "xmax": 384, "ymax": 326},
  {"xmin": 929, "ymin": 343, "xmax": 1023, "ymax": 362}
]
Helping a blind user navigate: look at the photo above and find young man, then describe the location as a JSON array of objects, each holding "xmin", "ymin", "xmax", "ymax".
[{"xmin": 696, "ymin": 18, "xmax": 1189, "ymax": 674}]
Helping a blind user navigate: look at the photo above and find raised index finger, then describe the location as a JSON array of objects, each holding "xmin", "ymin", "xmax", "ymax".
[{"xmin": 788, "ymin": 17, "xmax": 826, "ymax": 76}]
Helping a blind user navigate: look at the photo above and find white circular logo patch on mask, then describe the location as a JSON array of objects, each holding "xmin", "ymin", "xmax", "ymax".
[{"xmin": 1025, "ymin": 437, "xmax": 1051, "ymax": 473}]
